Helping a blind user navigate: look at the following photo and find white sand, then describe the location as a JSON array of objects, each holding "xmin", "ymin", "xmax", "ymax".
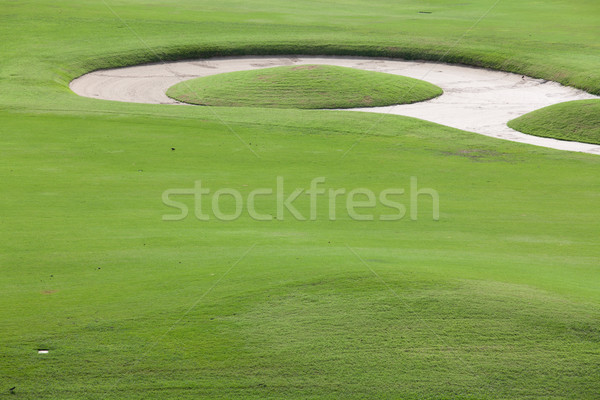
[{"xmin": 70, "ymin": 56, "xmax": 600, "ymax": 154}]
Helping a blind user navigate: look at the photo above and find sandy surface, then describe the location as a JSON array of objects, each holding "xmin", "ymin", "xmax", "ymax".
[{"xmin": 70, "ymin": 56, "xmax": 600, "ymax": 154}]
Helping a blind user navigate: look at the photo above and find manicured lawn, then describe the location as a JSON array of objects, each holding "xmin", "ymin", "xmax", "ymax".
[
  {"xmin": 166, "ymin": 64, "xmax": 442, "ymax": 108},
  {"xmin": 509, "ymin": 99, "xmax": 600, "ymax": 144},
  {"xmin": 0, "ymin": 0, "xmax": 599, "ymax": 398},
  {"xmin": 2, "ymin": 107, "xmax": 599, "ymax": 398}
]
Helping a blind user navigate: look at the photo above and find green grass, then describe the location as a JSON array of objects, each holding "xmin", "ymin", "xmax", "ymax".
[
  {"xmin": 166, "ymin": 64, "xmax": 442, "ymax": 108},
  {"xmin": 509, "ymin": 99, "xmax": 600, "ymax": 145},
  {"xmin": 1, "ymin": 0, "xmax": 600, "ymax": 398},
  {"xmin": 2, "ymin": 107, "xmax": 600, "ymax": 399}
]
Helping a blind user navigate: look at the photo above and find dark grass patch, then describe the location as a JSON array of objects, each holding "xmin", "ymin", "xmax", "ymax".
[{"xmin": 439, "ymin": 148, "xmax": 522, "ymax": 163}]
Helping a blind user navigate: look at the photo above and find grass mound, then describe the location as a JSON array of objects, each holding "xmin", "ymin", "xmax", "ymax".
[
  {"xmin": 508, "ymin": 100, "xmax": 600, "ymax": 145},
  {"xmin": 166, "ymin": 64, "xmax": 442, "ymax": 109}
]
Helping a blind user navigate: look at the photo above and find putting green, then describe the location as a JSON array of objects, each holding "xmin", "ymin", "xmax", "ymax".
[
  {"xmin": 166, "ymin": 65, "xmax": 442, "ymax": 108},
  {"xmin": 509, "ymin": 99, "xmax": 600, "ymax": 145}
]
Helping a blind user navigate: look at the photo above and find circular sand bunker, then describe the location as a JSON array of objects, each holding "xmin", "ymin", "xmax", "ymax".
[{"xmin": 166, "ymin": 64, "xmax": 442, "ymax": 109}]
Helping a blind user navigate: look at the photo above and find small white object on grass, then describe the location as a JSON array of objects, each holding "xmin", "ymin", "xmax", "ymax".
[{"xmin": 38, "ymin": 349, "xmax": 49, "ymax": 354}]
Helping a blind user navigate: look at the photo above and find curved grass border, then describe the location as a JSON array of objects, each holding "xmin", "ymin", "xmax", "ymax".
[
  {"xmin": 508, "ymin": 100, "xmax": 600, "ymax": 145},
  {"xmin": 166, "ymin": 64, "xmax": 443, "ymax": 109},
  {"xmin": 65, "ymin": 43, "xmax": 600, "ymax": 97}
]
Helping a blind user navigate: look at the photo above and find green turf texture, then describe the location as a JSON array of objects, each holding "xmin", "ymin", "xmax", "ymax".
[
  {"xmin": 3, "ymin": 109, "xmax": 600, "ymax": 399},
  {"xmin": 509, "ymin": 99, "xmax": 600, "ymax": 145},
  {"xmin": 166, "ymin": 65, "xmax": 442, "ymax": 108},
  {"xmin": 1, "ymin": 0, "xmax": 600, "ymax": 398}
]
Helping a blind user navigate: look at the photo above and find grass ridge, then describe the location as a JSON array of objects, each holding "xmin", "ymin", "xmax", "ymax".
[{"xmin": 65, "ymin": 42, "xmax": 599, "ymax": 96}]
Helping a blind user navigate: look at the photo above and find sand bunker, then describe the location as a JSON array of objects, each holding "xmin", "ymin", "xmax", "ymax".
[{"xmin": 70, "ymin": 56, "xmax": 600, "ymax": 155}]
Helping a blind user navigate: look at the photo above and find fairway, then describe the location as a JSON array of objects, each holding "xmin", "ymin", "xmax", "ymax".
[{"xmin": 1, "ymin": 1, "xmax": 599, "ymax": 399}]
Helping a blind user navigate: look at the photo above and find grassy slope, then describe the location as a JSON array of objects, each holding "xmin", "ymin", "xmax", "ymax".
[
  {"xmin": 509, "ymin": 99, "xmax": 600, "ymax": 145},
  {"xmin": 0, "ymin": 0, "xmax": 599, "ymax": 399},
  {"xmin": 166, "ymin": 64, "xmax": 442, "ymax": 108},
  {"xmin": 2, "ymin": 108, "xmax": 600, "ymax": 399}
]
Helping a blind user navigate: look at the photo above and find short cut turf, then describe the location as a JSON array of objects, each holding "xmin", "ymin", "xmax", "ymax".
[
  {"xmin": 508, "ymin": 99, "xmax": 600, "ymax": 145},
  {"xmin": 166, "ymin": 64, "xmax": 442, "ymax": 109}
]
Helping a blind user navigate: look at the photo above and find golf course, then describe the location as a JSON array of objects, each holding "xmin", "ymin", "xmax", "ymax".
[{"xmin": 1, "ymin": 0, "xmax": 599, "ymax": 399}]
